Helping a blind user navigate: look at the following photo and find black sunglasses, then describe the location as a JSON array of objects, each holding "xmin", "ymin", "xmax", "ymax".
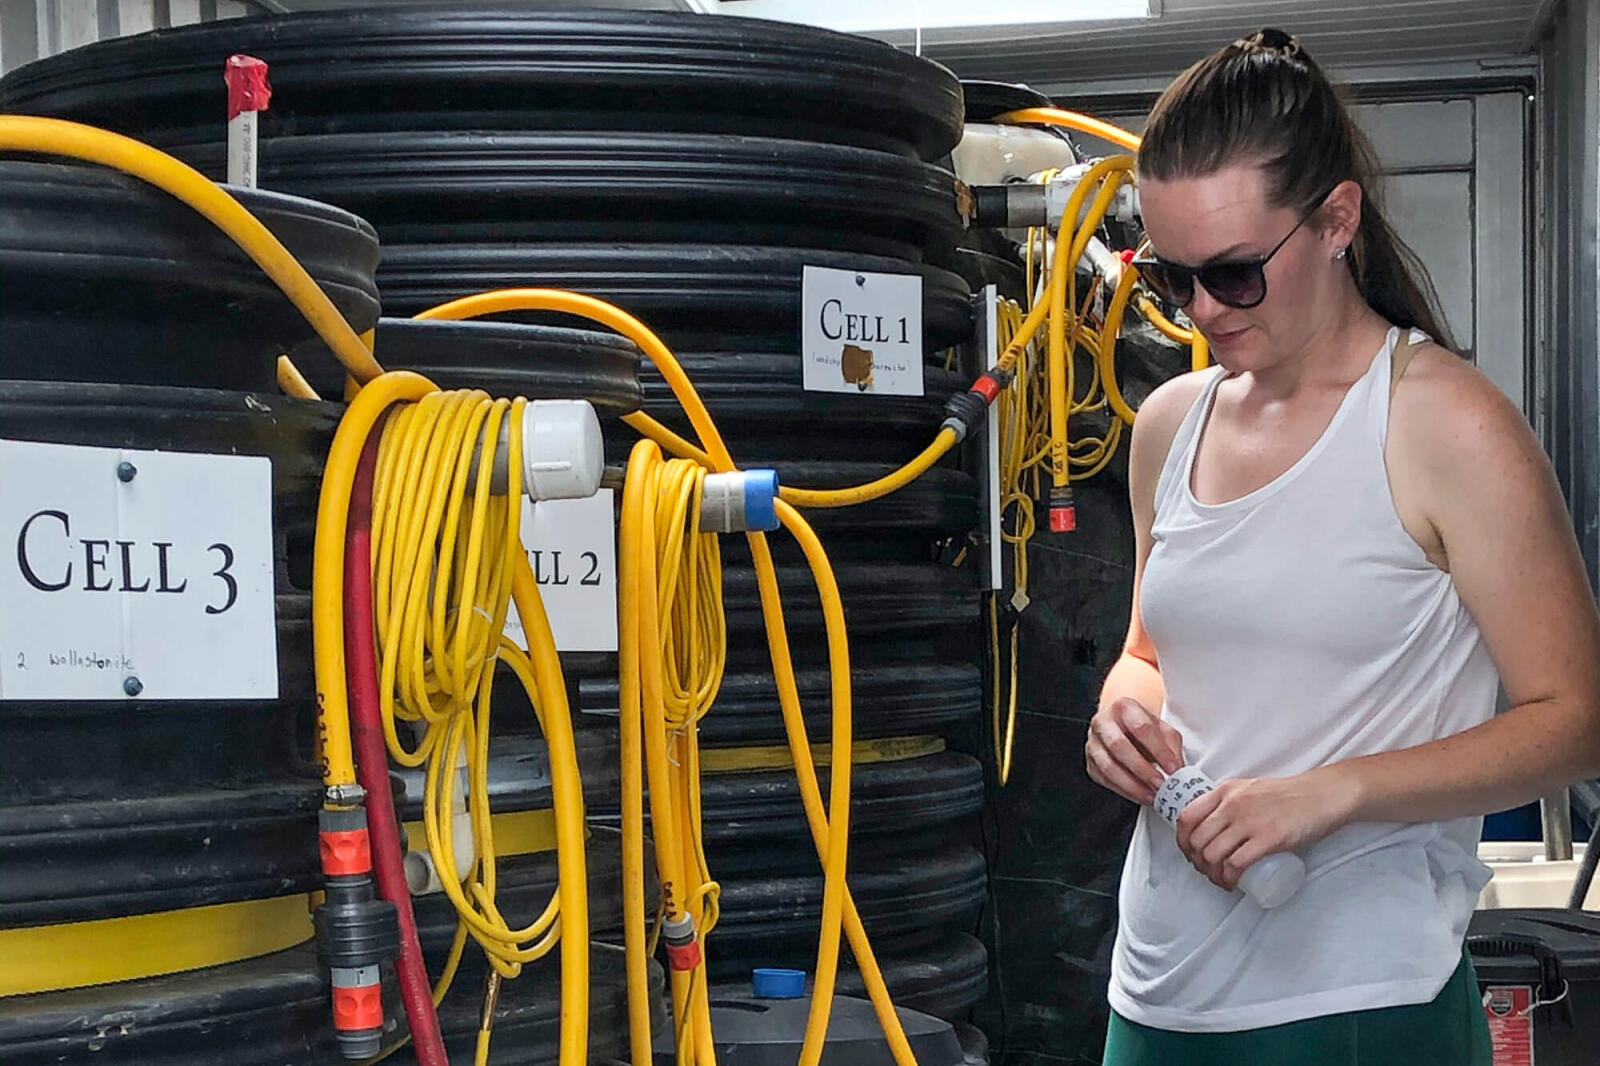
[{"xmin": 1132, "ymin": 189, "xmax": 1335, "ymax": 310}]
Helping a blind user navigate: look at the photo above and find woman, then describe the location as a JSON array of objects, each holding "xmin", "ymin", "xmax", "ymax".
[{"xmin": 1087, "ymin": 28, "xmax": 1600, "ymax": 1064}]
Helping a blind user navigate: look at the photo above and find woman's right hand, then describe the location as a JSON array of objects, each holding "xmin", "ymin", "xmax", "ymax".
[{"xmin": 1085, "ymin": 696, "xmax": 1185, "ymax": 805}]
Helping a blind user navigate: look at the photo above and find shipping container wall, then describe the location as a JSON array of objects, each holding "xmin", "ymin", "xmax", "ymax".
[
  {"xmin": 1536, "ymin": 0, "xmax": 1600, "ymax": 591},
  {"xmin": 0, "ymin": 0, "xmax": 266, "ymax": 75}
]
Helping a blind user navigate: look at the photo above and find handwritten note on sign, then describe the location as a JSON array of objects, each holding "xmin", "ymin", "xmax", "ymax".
[
  {"xmin": 0, "ymin": 439, "xmax": 278, "ymax": 701},
  {"xmin": 801, "ymin": 265, "xmax": 924, "ymax": 396},
  {"xmin": 503, "ymin": 490, "xmax": 618, "ymax": 653}
]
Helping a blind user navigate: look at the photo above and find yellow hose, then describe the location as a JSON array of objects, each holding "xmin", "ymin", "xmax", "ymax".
[
  {"xmin": 1047, "ymin": 157, "xmax": 1135, "ymax": 491},
  {"xmin": 1133, "ymin": 294, "xmax": 1210, "ymax": 373},
  {"xmin": 779, "ymin": 428, "xmax": 959, "ymax": 509},
  {"xmin": 1100, "ymin": 266, "xmax": 1140, "ymax": 426},
  {"xmin": 0, "ymin": 116, "xmax": 383, "ymax": 386},
  {"xmin": 313, "ymin": 372, "xmax": 436, "ymax": 787},
  {"xmin": 508, "ymin": 556, "xmax": 592, "ymax": 1066},
  {"xmin": 618, "ymin": 415, "xmax": 962, "ymax": 512},
  {"xmin": 994, "ymin": 106, "xmax": 1143, "ymax": 152},
  {"xmin": 619, "ymin": 439, "xmax": 727, "ymax": 1066},
  {"xmin": 277, "ymin": 355, "xmax": 321, "ymax": 400},
  {"xmin": 749, "ymin": 510, "xmax": 912, "ymax": 1064},
  {"xmin": 412, "ymin": 286, "xmax": 908, "ymax": 1062},
  {"xmin": 1134, "ymin": 295, "xmax": 1191, "ymax": 344}
]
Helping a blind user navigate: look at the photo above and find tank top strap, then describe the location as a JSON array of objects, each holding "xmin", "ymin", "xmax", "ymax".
[
  {"xmin": 1152, "ymin": 365, "xmax": 1228, "ymax": 520},
  {"xmin": 1362, "ymin": 326, "xmax": 1429, "ymax": 450}
]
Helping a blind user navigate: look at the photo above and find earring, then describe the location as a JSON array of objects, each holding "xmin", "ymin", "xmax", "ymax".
[{"xmin": 1335, "ymin": 247, "xmax": 1348, "ymax": 260}]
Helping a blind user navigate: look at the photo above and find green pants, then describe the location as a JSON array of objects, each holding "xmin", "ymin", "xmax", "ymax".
[{"xmin": 1103, "ymin": 949, "xmax": 1492, "ymax": 1065}]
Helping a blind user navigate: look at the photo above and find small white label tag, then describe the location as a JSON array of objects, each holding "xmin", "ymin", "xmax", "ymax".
[
  {"xmin": 0, "ymin": 439, "xmax": 278, "ymax": 701},
  {"xmin": 801, "ymin": 265, "xmax": 924, "ymax": 396},
  {"xmin": 1154, "ymin": 766, "xmax": 1215, "ymax": 827},
  {"xmin": 504, "ymin": 490, "xmax": 618, "ymax": 654}
]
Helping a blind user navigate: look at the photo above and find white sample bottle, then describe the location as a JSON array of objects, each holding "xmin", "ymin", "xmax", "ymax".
[{"xmin": 1153, "ymin": 766, "xmax": 1306, "ymax": 909}]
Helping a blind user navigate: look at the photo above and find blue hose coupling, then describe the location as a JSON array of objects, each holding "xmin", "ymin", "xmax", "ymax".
[{"xmin": 699, "ymin": 469, "xmax": 780, "ymax": 533}]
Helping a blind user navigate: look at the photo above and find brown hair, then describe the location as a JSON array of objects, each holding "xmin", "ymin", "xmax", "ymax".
[{"xmin": 1138, "ymin": 28, "xmax": 1453, "ymax": 348}]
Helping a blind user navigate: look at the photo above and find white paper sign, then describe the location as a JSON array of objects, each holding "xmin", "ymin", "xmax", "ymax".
[
  {"xmin": 0, "ymin": 440, "xmax": 278, "ymax": 701},
  {"xmin": 801, "ymin": 265, "xmax": 924, "ymax": 396},
  {"xmin": 504, "ymin": 489, "xmax": 618, "ymax": 653}
]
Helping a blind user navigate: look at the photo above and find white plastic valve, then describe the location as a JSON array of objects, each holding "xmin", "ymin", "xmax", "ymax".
[
  {"xmin": 404, "ymin": 750, "xmax": 474, "ymax": 896},
  {"xmin": 522, "ymin": 399, "xmax": 603, "ymax": 501},
  {"xmin": 1154, "ymin": 766, "xmax": 1307, "ymax": 910}
]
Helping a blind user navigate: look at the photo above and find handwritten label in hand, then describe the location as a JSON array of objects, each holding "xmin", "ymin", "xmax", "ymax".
[{"xmin": 1154, "ymin": 766, "xmax": 1216, "ymax": 826}]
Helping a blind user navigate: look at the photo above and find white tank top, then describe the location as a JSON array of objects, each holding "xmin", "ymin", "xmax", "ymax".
[{"xmin": 1108, "ymin": 328, "xmax": 1499, "ymax": 1033}]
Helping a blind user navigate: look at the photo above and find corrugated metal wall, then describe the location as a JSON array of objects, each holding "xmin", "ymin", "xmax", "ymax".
[
  {"xmin": 0, "ymin": 0, "xmax": 266, "ymax": 76},
  {"xmin": 1535, "ymin": 0, "xmax": 1600, "ymax": 591}
]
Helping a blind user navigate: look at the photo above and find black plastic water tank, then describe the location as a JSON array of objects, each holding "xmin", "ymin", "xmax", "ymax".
[
  {"xmin": 3, "ymin": 8, "xmax": 990, "ymax": 1041},
  {"xmin": 0, "ymin": 9, "xmax": 964, "ymax": 160},
  {"xmin": 0, "ymin": 161, "xmax": 379, "ymax": 393}
]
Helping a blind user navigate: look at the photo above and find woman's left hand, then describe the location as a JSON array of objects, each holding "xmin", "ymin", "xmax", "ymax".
[{"xmin": 1175, "ymin": 769, "xmax": 1362, "ymax": 892}]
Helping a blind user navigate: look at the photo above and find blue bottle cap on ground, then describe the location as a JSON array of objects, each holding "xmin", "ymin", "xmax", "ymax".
[
  {"xmin": 742, "ymin": 468, "xmax": 780, "ymax": 532},
  {"xmin": 751, "ymin": 967, "xmax": 806, "ymax": 999}
]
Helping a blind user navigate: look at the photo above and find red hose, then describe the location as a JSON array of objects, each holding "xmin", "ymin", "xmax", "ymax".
[{"xmin": 345, "ymin": 422, "xmax": 452, "ymax": 1066}]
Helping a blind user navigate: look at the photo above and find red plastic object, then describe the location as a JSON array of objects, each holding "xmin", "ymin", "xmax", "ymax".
[
  {"xmin": 332, "ymin": 983, "xmax": 385, "ymax": 1031},
  {"xmin": 224, "ymin": 55, "xmax": 271, "ymax": 120},
  {"xmin": 664, "ymin": 938, "xmax": 704, "ymax": 972},
  {"xmin": 1048, "ymin": 505, "xmax": 1077, "ymax": 533},
  {"xmin": 345, "ymin": 422, "xmax": 451, "ymax": 1066},
  {"xmin": 969, "ymin": 374, "xmax": 1002, "ymax": 404},
  {"xmin": 319, "ymin": 828, "xmax": 372, "ymax": 876}
]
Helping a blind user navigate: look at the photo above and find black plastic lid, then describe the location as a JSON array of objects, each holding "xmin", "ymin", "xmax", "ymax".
[
  {"xmin": 1468, "ymin": 908, "xmax": 1600, "ymax": 983},
  {"xmin": 960, "ymin": 80, "xmax": 1054, "ymax": 123}
]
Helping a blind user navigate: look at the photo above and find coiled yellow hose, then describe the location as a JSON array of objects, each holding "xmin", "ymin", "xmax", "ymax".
[
  {"xmin": 315, "ymin": 375, "xmax": 592, "ymax": 1066},
  {"xmin": 413, "ymin": 289, "xmax": 904, "ymax": 1066},
  {"xmin": 618, "ymin": 439, "xmax": 725, "ymax": 1066}
]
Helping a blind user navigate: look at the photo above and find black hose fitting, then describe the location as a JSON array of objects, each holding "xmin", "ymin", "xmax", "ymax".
[
  {"xmin": 315, "ymin": 873, "xmax": 400, "ymax": 969},
  {"xmin": 941, "ymin": 389, "xmax": 990, "ymax": 443}
]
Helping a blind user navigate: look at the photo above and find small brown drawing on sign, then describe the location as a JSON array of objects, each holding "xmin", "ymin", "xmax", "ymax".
[{"xmin": 841, "ymin": 344, "xmax": 874, "ymax": 391}]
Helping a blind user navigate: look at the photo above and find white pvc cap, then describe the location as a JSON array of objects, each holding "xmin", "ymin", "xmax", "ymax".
[{"xmin": 522, "ymin": 399, "xmax": 604, "ymax": 501}]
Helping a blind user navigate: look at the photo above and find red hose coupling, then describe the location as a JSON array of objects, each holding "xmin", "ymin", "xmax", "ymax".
[
  {"xmin": 969, "ymin": 373, "xmax": 1003, "ymax": 405},
  {"xmin": 331, "ymin": 966, "xmax": 384, "ymax": 1057},
  {"xmin": 661, "ymin": 913, "xmax": 703, "ymax": 972},
  {"xmin": 320, "ymin": 827, "xmax": 373, "ymax": 878},
  {"xmin": 1048, "ymin": 487, "xmax": 1077, "ymax": 533}
]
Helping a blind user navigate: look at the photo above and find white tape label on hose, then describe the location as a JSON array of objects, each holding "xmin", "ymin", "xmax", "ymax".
[
  {"xmin": 504, "ymin": 489, "xmax": 618, "ymax": 654},
  {"xmin": 0, "ymin": 439, "xmax": 278, "ymax": 701},
  {"xmin": 801, "ymin": 265, "xmax": 924, "ymax": 396}
]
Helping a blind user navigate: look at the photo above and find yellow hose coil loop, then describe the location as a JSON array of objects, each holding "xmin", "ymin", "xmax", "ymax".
[
  {"xmin": 314, "ymin": 376, "xmax": 591, "ymax": 1066},
  {"xmin": 415, "ymin": 290, "xmax": 917, "ymax": 1066}
]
